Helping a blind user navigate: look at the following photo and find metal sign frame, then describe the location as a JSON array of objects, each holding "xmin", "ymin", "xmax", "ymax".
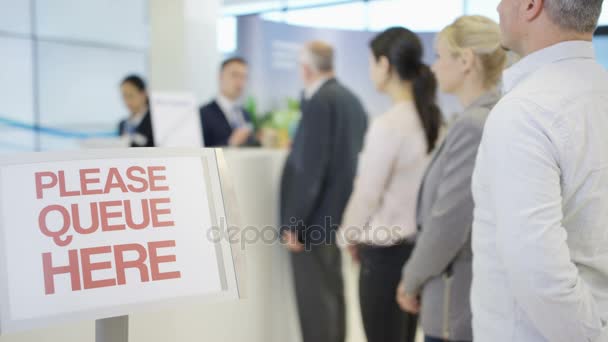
[{"xmin": 0, "ymin": 148, "xmax": 242, "ymax": 338}]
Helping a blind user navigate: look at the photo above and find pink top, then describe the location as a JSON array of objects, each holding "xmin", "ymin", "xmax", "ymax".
[{"xmin": 339, "ymin": 101, "xmax": 430, "ymax": 246}]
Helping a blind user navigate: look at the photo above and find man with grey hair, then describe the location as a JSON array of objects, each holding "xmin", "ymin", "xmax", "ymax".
[
  {"xmin": 280, "ymin": 41, "xmax": 367, "ymax": 342},
  {"xmin": 472, "ymin": 0, "xmax": 608, "ymax": 341}
]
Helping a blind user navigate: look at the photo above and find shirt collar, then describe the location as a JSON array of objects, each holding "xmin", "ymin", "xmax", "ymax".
[
  {"xmin": 304, "ymin": 77, "xmax": 331, "ymax": 100},
  {"xmin": 217, "ymin": 94, "xmax": 240, "ymax": 115},
  {"xmin": 502, "ymin": 40, "xmax": 595, "ymax": 94},
  {"xmin": 128, "ymin": 108, "xmax": 148, "ymax": 128}
]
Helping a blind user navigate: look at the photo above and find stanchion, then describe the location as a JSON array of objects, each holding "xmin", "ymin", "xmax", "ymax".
[{"xmin": 96, "ymin": 316, "xmax": 128, "ymax": 342}]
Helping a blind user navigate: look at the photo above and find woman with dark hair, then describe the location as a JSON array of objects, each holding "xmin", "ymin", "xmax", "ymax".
[
  {"xmin": 118, "ymin": 74, "xmax": 155, "ymax": 147},
  {"xmin": 339, "ymin": 27, "xmax": 442, "ymax": 342}
]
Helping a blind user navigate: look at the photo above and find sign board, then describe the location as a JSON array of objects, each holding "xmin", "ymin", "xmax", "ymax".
[
  {"xmin": 150, "ymin": 93, "xmax": 204, "ymax": 148},
  {"xmin": 0, "ymin": 149, "xmax": 239, "ymax": 333}
]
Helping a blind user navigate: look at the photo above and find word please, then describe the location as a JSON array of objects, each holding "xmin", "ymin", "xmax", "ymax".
[{"xmin": 35, "ymin": 166, "xmax": 170, "ymax": 199}]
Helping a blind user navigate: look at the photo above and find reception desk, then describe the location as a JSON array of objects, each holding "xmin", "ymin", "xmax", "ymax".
[{"xmin": 0, "ymin": 148, "xmax": 366, "ymax": 342}]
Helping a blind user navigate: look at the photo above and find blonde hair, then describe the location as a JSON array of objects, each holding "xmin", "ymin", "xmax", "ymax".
[
  {"xmin": 438, "ymin": 15, "xmax": 507, "ymax": 88},
  {"xmin": 301, "ymin": 41, "xmax": 334, "ymax": 73}
]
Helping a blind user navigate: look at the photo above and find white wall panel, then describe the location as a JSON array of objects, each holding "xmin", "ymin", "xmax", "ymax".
[
  {"xmin": 0, "ymin": 37, "xmax": 34, "ymax": 123},
  {"xmin": 35, "ymin": 0, "xmax": 148, "ymax": 48},
  {"xmin": 0, "ymin": 0, "xmax": 31, "ymax": 35},
  {"xmin": 37, "ymin": 42, "xmax": 146, "ymax": 129}
]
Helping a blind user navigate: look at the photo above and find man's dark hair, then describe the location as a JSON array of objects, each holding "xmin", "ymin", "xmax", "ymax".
[{"xmin": 221, "ymin": 57, "xmax": 248, "ymax": 71}]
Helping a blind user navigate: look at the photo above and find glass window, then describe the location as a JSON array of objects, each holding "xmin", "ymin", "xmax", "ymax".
[
  {"xmin": 223, "ymin": 0, "xmax": 363, "ymax": 15},
  {"xmin": 285, "ymin": 0, "xmax": 349, "ymax": 7},
  {"xmin": 0, "ymin": 0, "xmax": 150, "ymax": 152},
  {"xmin": 0, "ymin": 131, "xmax": 37, "ymax": 153},
  {"xmin": 594, "ymin": 34, "xmax": 608, "ymax": 69},
  {"xmin": 222, "ymin": 0, "xmax": 282, "ymax": 16},
  {"xmin": 35, "ymin": 0, "xmax": 148, "ymax": 49},
  {"xmin": 599, "ymin": 2, "xmax": 608, "ymax": 26},
  {"xmin": 0, "ymin": 37, "xmax": 35, "ymax": 152},
  {"xmin": 263, "ymin": 1, "xmax": 368, "ymax": 30},
  {"xmin": 0, "ymin": 0, "xmax": 31, "ymax": 35},
  {"xmin": 0, "ymin": 37, "xmax": 35, "ymax": 124},
  {"xmin": 37, "ymin": 42, "xmax": 146, "ymax": 130},
  {"xmin": 369, "ymin": 0, "xmax": 464, "ymax": 32},
  {"xmin": 218, "ymin": 16, "xmax": 238, "ymax": 54},
  {"xmin": 261, "ymin": 11, "xmax": 286, "ymax": 22}
]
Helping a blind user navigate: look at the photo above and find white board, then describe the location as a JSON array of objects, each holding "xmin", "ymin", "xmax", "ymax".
[
  {"xmin": 150, "ymin": 93, "xmax": 204, "ymax": 147},
  {"xmin": 0, "ymin": 149, "xmax": 238, "ymax": 333}
]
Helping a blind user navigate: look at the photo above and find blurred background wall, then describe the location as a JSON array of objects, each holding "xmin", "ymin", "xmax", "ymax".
[{"xmin": 1, "ymin": 0, "xmax": 606, "ymax": 153}]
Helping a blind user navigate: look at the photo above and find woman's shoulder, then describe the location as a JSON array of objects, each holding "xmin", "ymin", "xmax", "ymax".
[
  {"xmin": 373, "ymin": 102, "xmax": 420, "ymax": 131},
  {"xmin": 458, "ymin": 92, "xmax": 501, "ymax": 128},
  {"xmin": 444, "ymin": 102, "xmax": 496, "ymax": 148},
  {"xmin": 454, "ymin": 95, "xmax": 499, "ymax": 132}
]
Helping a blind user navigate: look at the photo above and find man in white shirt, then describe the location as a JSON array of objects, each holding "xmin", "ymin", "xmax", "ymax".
[
  {"xmin": 199, "ymin": 57, "xmax": 256, "ymax": 147},
  {"xmin": 472, "ymin": 0, "xmax": 608, "ymax": 341}
]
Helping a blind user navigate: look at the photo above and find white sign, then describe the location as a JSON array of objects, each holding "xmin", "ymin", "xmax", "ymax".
[
  {"xmin": 0, "ymin": 149, "xmax": 238, "ymax": 333},
  {"xmin": 150, "ymin": 92, "xmax": 204, "ymax": 147}
]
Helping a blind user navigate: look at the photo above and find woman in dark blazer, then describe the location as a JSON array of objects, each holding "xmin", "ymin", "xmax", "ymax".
[
  {"xmin": 397, "ymin": 16, "xmax": 509, "ymax": 342},
  {"xmin": 118, "ymin": 75, "xmax": 155, "ymax": 147}
]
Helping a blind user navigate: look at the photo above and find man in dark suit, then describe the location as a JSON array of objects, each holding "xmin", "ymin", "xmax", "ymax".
[
  {"xmin": 199, "ymin": 57, "xmax": 256, "ymax": 147},
  {"xmin": 280, "ymin": 41, "xmax": 368, "ymax": 342}
]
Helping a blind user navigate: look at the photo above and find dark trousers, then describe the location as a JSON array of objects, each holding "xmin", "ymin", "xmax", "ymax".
[
  {"xmin": 358, "ymin": 241, "xmax": 418, "ymax": 342},
  {"xmin": 291, "ymin": 243, "xmax": 345, "ymax": 342},
  {"xmin": 425, "ymin": 336, "xmax": 472, "ymax": 342}
]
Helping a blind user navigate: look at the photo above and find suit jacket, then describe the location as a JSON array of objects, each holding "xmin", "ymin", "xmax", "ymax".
[
  {"xmin": 401, "ymin": 91, "xmax": 500, "ymax": 341},
  {"xmin": 118, "ymin": 111, "xmax": 155, "ymax": 147},
  {"xmin": 280, "ymin": 79, "xmax": 368, "ymax": 245},
  {"xmin": 199, "ymin": 100, "xmax": 255, "ymax": 147}
]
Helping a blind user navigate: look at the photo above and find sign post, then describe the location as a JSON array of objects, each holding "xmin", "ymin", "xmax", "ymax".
[
  {"xmin": 96, "ymin": 316, "xmax": 128, "ymax": 342},
  {"xmin": 0, "ymin": 149, "xmax": 241, "ymax": 337}
]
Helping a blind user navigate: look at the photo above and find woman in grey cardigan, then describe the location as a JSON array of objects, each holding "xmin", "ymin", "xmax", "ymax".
[{"xmin": 396, "ymin": 16, "xmax": 508, "ymax": 342}]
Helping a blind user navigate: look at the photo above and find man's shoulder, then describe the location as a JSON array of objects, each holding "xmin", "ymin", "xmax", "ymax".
[
  {"xmin": 313, "ymin": 79, "xmax": 347, "ymax": 99},
  {"xmin": 199, "ymin": 100, "xmax": 222, "ymax": 118},
  {"xmin": 200, "ymin": 100, "xmax": 220, "ymax": 111},
  {"xmin": 326, "ymin": 79, "xmax": 357, "ymax": 97},
  {"xmin": 498, "ymin": 62, "xmax": 608, "ymax": 124},
  {"xmin": 508, "ymin": 59, "xmax": 608, "ymax": 110},
  {"xmin": 480, "ymin": 94, "xmax": 542, "ymax": 149},
  {"xmin": 315, "ymin": 80, "xmax": 365, "ymax": 112}
]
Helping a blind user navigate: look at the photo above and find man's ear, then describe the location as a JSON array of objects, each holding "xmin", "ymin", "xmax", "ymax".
[{"xmin": 523, "ymin": 0, "xmax": 544, "ymax": 22}]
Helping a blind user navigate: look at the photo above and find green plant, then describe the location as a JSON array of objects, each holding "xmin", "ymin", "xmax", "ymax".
[{"xmin": 245, "ymin": 96, "xmax": 301, "ymax": 138}]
